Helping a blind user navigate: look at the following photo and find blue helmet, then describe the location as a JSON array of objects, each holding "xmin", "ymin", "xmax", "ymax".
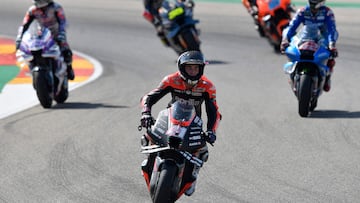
[{"xmin": 308, "ymin": 0, "xmax": 325, "ymax": 10}]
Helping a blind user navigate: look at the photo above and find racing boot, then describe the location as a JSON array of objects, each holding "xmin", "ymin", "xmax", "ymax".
[
  {"xmin": 155, "ymin": 24, "xmax": 170, "ymax": 47},
  {"xmin": 289, "ymin": 74, "xmax": 297, "ymax": 96},
  {"xmin": 185, "ymin": 180, "xmax": 197, "ymax": 196},
  {"xmin": 140, "ymin": 134, "xmax": 150, "ymax": 175},
  {"xmin": 185, "ymin": 163, "xmax": 200, "ymax": 196},
  {"xmin": 250, "ymin": 5, "xmax": 265, "ymax": 38},
  {"xmin": 141, "ymin": 153, "xmax": 156, "ymax": 183},
  {"xmin": 62, "ymin": 48, "xmax": 75, "ymax": 80},
  {"xmin": 184, "ymin": 146, "xmax": 209, "ymax": 196},
  {"xmin": 157, "ymin": 31, "xmax": 170, "ymax": 47},
  {"xmin": 255, "ymin": 22, "xmax": 265, "ymax": 38},
  {"xmin": 323, "ymin": 59, "xmax": 335, "ymax": 92},
  {"xmin": 323, "ymin": 76, "xmax": 331, "ymax": 92},
  {"xmin": 67, "ymin": 64, "xmax": 75, "ymax": 80}
]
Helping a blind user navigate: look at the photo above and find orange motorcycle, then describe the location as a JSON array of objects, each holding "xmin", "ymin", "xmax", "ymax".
[{"xmin": 243, "ymin": 0, "xmax": 294, "ymax": 52}]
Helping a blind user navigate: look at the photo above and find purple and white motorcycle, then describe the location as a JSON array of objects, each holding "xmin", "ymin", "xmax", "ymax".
[{"xmin": 16, "ymin": 21, "xmax": 68, "ymax": 108}]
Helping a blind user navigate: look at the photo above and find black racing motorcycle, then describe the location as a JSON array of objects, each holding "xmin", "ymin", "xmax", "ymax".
[
  {"xmin": 159, "ymin": 0, "xmax": 201, "ymax": 55},
  {"xmin": 16, "ymin": 21, "xmax": 68, "ymax": 108},
  {"xmin": 139, "ymin": 101, "xmax": 209, "ymax": 203}
]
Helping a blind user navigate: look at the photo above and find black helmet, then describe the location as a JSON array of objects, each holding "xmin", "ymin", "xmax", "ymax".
[
  {"xmin": 308, "ymin": 0, "xmax": 325, "ymax": 10},
  {"xmin": 33, "ymin": 0, "xmax": 53, "ymax": 8},
  {"xmin": 177, "ymin": 51, "xmax": 205, "ymax": 85}
]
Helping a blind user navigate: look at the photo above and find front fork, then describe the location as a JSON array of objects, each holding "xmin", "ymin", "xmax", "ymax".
[
  {"xmin": 290, "ymin": 73, "xmax": 320, "ymax": 98},
  {"xmin": 149, "ymin": 156, "xmax": 184, "ymax": 197},
  {"xmin": 31, "ymin": 67, "xmax": 54, "ymax": 94}
]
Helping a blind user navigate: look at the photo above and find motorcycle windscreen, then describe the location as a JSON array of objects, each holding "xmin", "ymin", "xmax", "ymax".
[{"xmin": 169, "ymin": 101, "xmax": 196, "ymax": 127}]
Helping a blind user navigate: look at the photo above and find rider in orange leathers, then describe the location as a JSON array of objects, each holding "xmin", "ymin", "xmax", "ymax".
[{"xmin": 140, "ymin": 50, "xmax": 221, "ymax": 196}]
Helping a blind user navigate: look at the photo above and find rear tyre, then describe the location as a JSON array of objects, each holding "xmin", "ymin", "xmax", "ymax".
[
  {"xmin": 152, "ymin": 161, "xmax": 178, "ymax": 203},
  {"xmin": 179, "ymin": 27, "xmax": 200, "ymax": 53},
  {"xmin": 54, "ymin": 79, "xmax": 68, "ymax": 104},
  {"xmin": 33, "ymin": 71, "xmax": 52, "ymax": 108},
  {"xmin": 298, "ymin": 75, "xmax": 312, "ymax": 117}
]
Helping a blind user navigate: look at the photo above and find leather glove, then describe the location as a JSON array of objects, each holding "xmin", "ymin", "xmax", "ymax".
[
  {"xmin": 329, "ymin": 42, "xmax": 338, "ymax": 58},
  {"xmin": 15, "ymin": 38, "xmax": 21, "ymax": 50},
  {"xmin": 140, "ymin": 111, "xmax": 154, "ymax": 128},
  {"xmin": 280, "ymin": 40, "xmax": 289, "ymax": 53},
  {"xmin": 205, "ymin": 130, "xmax": 216, "ymax": 145},
  {"xmin": 62, "ymin": 48, "xmax": 73, "ymax": 64},
  {"xmin": 56, "ymin": 33, "xmax": 66, "ymax": 44},
  {"xmin": 143, "ymin": 10, "xmax": 154, "ymax": 23}
]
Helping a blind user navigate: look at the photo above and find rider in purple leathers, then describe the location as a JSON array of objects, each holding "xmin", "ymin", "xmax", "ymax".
[
  {"xmin": 281, "ymin": 0, "xmax": 338, "ymax": 92},
  {"xmin": 16, "ymin": 0, "xmax": 75, "ymax": 80}
]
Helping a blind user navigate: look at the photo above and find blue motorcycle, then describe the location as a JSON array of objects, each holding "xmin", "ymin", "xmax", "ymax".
[
  {"xmin": 283, "ymin": 32, "xmax": 331, "ymax": 117},
  {"xmin": 159, "ymin": 0, "xmax": 201, "ymax": 55}
]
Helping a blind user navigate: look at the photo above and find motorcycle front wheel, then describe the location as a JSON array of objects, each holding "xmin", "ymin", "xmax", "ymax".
[
  {"xmin": 298, "ymin": 74, "xmax": 312, "ymax": 117},
  {"xmin": 152, "ymin": 161, "xmax": 178, "ymax": 203},
  {"xmin": 33, "ymin": 71, "xmax": 52, "ymax": 108},
  {"xmin": 178, "ymin": 27, "xmax": 200, "ymax": 52}
]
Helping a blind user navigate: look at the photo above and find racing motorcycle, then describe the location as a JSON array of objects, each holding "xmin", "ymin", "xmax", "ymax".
[
  {"xmin": 16, "ymin": 21, "xmax": 68, "ymax": 108},
  {"xmin": 159, "ymin": 0, "xmax": 201, "ymax": 55},
  {"xmin": 138, "ymin": 101, "xmax": 209, "ymax": 203},
  {"xmin": 243, "ymin": 0, "xmax": 294, "ymax": 52},
  {"xmin": 283, "ymin": 28, "xmax": 331, "ymax": 117}
]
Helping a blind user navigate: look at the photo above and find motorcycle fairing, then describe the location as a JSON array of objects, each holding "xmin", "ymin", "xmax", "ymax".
[
  {"xmin": 284, "ymin": 36, "xmax": 330, "ymax": 76},
  {"xmin": 159, "ymin": 0, "xmax": 199, "ymax": 39}
]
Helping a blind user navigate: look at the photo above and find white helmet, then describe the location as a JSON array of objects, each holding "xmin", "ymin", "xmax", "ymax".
[{"xmin": 33, "ymin": 0, "xmax": 53, "ymax": 8}]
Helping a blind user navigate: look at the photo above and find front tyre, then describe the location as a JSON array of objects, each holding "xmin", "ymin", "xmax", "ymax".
[
  {"xmin": 33, "ymin": 71, "xmax": 52, "ymax": 108},
  {"xmin": 298, "ymin": 74, "xmax": 312, "ymax": 117},
  {"xmin": 152, "ymin": 161, "xmax": 178, "ymax": 203}
]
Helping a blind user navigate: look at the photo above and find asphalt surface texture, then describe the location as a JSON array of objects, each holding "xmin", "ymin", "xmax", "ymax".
[{"xmin": 0, "ymin": 0, "xmax": 359, "ymax": 202}]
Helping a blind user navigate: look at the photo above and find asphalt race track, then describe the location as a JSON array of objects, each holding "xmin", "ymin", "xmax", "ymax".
[{"xmin": 0, "ymin": 0, "xmax": 360, "ymax": 202}]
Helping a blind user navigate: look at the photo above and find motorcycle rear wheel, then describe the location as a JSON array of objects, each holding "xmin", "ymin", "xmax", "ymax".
[{"xmin": 54, "ymin": 79, "xmax": 68, "ymax": 104}]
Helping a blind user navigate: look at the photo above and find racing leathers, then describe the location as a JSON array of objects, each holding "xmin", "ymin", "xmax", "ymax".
[
  {"xmin": 242, "ymin": 0, "xmax": 265, "ymax": 37},
  {"xmin": 143, "ymin": 0, "xmax": 163, "ymax": 22},
  {"xmin": 283, "ymin": 5, "xmax": 338, "ymax": 48},
  {"xmin": 16, "ymin": 2, "xmax": 75, "ymax": 80},
  {"xmin": 282, "ymin": 5, "xmax": 338, "ymax": 92},
  {"xmin": 141, "ymin": 71, "xmax": 221, "ymax": 133},
  {"xmin": 140, "ymin": 71, "xmax": 221, "ymax": 196}
]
